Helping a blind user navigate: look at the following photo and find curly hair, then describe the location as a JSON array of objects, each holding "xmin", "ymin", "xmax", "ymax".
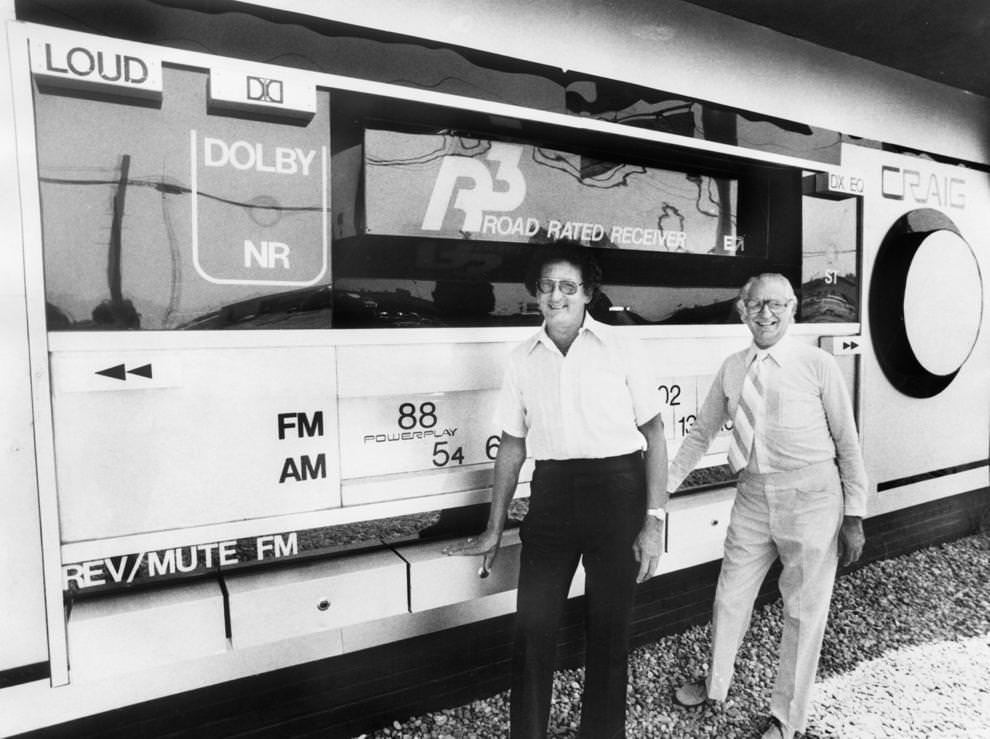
[{"xmin": 523, "ymin": 240, "xmax": 603, "ymax": 297}]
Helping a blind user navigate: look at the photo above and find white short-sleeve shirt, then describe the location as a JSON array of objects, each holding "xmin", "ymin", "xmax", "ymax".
[{"xmin": 494, "ymin": 314, "xmax": 663, "ymax": 460}]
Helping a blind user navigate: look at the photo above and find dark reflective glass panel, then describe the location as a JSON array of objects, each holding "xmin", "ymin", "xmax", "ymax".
[
  {"xmin": 800, "ymin": 194, "xmax": 859, "ymax": 322},
  {"xmin": 364, "ymin": 129, "xmax": 742, "ymax": 255},
  {"xmin": 329, "ymin": 116, "xmax": 772, "ymax": 328},
  {"xmin": 35, "ymin": 67, "xmax": 807, "ymax": 331},
  {"xmin": 34, "ymin": 65, "xmax": 332, "ymax": 330}
]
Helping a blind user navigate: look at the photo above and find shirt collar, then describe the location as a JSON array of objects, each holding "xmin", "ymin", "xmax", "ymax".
[
  {"xmin": 746, "ymin": 335, "xmax": 793, "ymax": 366},
  {"xmin": 527, "ymin": 312, "xmax": 605, "ymax": 354}
]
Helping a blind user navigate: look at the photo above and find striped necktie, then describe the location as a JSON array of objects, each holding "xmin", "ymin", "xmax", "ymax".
[{"xmin": 727, "ymin": 352, "xmax": 767, "ymax": 473}]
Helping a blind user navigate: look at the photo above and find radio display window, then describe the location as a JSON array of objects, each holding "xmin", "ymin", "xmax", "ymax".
[
  {"xmin": 32, "ymin": 64, "xmax": 839, "ymax": 330},
  {"xmin": 364, "ymin": 129, "xmax": 742, "ymax": 256},
  {"xmin": 34, "ymin": 65, "xmax": 331, "ymax": 331}
]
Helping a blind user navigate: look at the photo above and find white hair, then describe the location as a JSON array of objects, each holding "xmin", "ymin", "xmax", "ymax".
[{"xmin": 736, "ymin": 273, "xmax": 796, "ymax": 318}]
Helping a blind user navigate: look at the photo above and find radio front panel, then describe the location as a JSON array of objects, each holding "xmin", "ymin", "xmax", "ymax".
[
  {"xmin": 9, "ymin": 23, "xmax": 899, "ymax": 695},
  {"xmin": 21, "ymin": 27, "xmax": 855, "ymax": 578},
  {"xmin": 50, "ymin": 343, "xmax": 341, "ymax": 541},
  {"xmin": 850, "ymin": 145, "xmax": 990, "ymax": 513}
]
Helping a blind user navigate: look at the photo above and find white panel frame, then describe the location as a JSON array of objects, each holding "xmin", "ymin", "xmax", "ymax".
[
  {"xmin": 7, "ymin": 18, "xmax": 69, "ymax": 686},
  {"xmin": 0, "ymin": 2, "xmax": 49, "ymax": 676}
]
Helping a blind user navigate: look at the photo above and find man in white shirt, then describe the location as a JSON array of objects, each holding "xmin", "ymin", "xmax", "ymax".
[
  {"xmin": 445, "ymin": 242, "xmax": 668, "ymax": 739},
  {"xmin": 670, "ymin": 273, "xmax": 868, "ymax": 739}
]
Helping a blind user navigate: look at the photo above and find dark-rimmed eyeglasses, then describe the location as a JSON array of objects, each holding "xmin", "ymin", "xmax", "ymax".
[
  {"xmin": 537, "ymin": 278, "xmax": 583, "ymax": 295},
  {"xmin": 743, "ymin": 298, "xmax": 793, "ymax": 314}
]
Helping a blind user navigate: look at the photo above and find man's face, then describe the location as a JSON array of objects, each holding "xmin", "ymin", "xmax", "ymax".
[
  {"xmin": 537, "ymin": 260, "xmax": 591, "ymax": 335},
  {"xmin": 740, "ymin": 277, "xmax": 795, "ymax": 348}
]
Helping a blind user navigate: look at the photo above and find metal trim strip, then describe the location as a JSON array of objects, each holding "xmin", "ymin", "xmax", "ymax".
[{"xmin": 877, "ymin": 458, "xmax": 990, "ymax": 492}]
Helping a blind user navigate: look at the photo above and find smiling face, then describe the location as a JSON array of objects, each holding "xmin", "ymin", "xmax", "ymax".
[
  {"xmin": 739, "ymin": 275, "xmax": 796, "ymax": 349},
  {"xmin": 538, "ymin": 260, "xmax": 592, "ymax": 339}
]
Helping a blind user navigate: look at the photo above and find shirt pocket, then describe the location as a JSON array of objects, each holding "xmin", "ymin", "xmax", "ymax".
[{"xmin": 772, "ymin": 389, "xmax": 822, "ymax": 429}]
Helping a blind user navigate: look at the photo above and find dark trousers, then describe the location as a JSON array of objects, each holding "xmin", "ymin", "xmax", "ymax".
[{"xmin": 510, "ymin": 452, "xmax": 645, "ymax": 739}]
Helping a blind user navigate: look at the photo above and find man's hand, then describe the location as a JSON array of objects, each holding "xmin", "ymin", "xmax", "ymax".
[
  {"xmin": 442, "ymin": 433, "xmax": 523, "ymax": 576},
  {"xmin": 442, "ymin": 527, "xmax": 503, "ymax": 575},
  {"xmin": 838, "ymin": 515, "xmax": 865, "ymax": 567},
  {"xmin": 634, "ymin": 517, "xmax": 665, "ymax": 583}
]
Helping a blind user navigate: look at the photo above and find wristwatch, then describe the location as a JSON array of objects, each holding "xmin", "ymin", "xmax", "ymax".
[{"xmin": 646, "ymin": 507, "xmax": 666, "ymax": 521}]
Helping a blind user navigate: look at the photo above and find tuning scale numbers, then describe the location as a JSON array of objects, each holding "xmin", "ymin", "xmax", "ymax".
[
  {"xmin": 340, "ymin": 377, "xmax": 734, "ymax": 479},
  {"xmin": 658, "ymin": 377, "xmax": 699, "ymax": 441},
  {"xmin": 657, "ymin": 376, "xmax": 735, "ymax": 459},
  {"xmin": 338, "ymin": 391, "xmax": 499, "ymax": 478}
]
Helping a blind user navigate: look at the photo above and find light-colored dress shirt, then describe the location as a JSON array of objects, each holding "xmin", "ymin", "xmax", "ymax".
[
  {"xmin": 495, "ymin": 314, "xmax": 663, "ymax": 460},
  {"xmin": 667, "ymin": 337, "xmax": 869, "ymax": 516}
]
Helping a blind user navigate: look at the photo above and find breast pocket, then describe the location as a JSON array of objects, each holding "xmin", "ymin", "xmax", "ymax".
[{"xmin": 773, "ymin": 390, "xmax": 823, "ymax": 429}]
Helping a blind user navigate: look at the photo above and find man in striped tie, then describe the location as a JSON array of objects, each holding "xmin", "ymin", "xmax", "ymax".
[{"xmin": 667, "ymin": 273, "xmax": 868, "ymax": 739}]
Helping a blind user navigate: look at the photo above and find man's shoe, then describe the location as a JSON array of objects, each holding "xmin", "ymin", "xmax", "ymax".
[
  {"xmin": 758, "ymin": 715, "xmax": 795, "ymax": 739},
  {"xmin": 672, "ymin": 680, "xmax": 708, "ymax": 708}
]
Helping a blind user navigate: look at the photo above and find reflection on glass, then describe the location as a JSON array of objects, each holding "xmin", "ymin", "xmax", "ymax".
[
  {"xmin": 324, "ymin": 126, "xmax": 752, "ymax": 328},
  {"xmin": 800, "ymin": 195, "xmax": 859, "ymax": 322},
  {"xmin": 364, "ymin": 129, "xmax": 741, "ymax": 255},
  {"xmin": 34, "ymin": 64, "xmax": 799, "ymax": 331},
  {"xmin": 564, "ymin": 79, "xmax": 843, "ymax": 165},
  {"xmin": 327, "ymin": 277, "xmax": 741, "ymax": 328},
  {"xmin": 34, "ymin": 66, "xmax": 331, "ymax": 331}
]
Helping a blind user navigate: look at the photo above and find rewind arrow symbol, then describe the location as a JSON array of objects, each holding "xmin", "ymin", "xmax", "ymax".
[
  {"xmin": 128, "ymin": 363, "xmax": 153, "ymax": 379},
  {"xmin": 95, "ymin": 363, "xmax": 153, "ymax": 381},
  {"xmin": 95, "ymin": 363, "xmax": 126, "ymax": 381}
]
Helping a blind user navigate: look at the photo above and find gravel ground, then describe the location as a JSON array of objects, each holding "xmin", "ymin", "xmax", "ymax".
[{"xmin": 359, "ymin": 532, "xmax": 990, "ymax": 738}]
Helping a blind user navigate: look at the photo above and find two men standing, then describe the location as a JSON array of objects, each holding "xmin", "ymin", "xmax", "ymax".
[{"xmin": 450, "ymin": 254, "xmax": 867, "ymax": 739}]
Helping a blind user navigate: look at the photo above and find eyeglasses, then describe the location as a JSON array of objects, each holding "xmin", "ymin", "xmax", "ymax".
[
  {"xmin": 537, "ymin": 278, "xmax": 584, "ymax": 295},
  {"xmin": 743, "ymin": 298, "xmax": 793, "ymax": 314}
]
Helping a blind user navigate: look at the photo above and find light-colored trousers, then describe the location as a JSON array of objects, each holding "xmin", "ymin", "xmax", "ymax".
[{"xmin": 705, "ymin": 460, "xmax": 844, "ymax": 734}]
